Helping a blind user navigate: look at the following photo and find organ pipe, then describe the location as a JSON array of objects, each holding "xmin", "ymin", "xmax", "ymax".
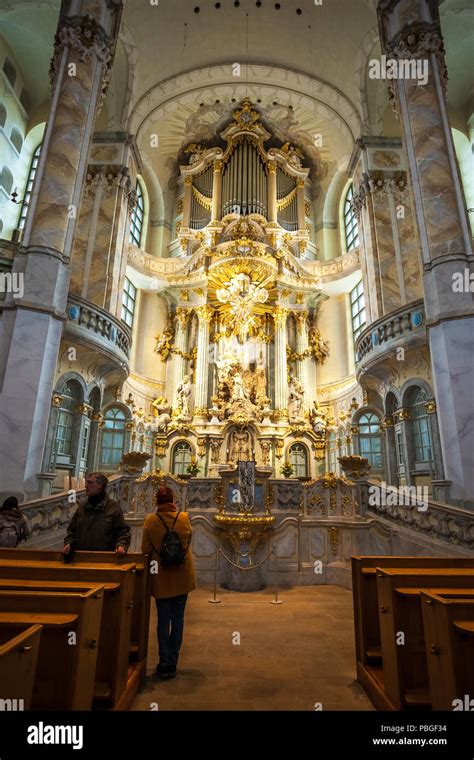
[{"xmin": 220, "ymin": 138, "xmax": 271, "ymax": 218}]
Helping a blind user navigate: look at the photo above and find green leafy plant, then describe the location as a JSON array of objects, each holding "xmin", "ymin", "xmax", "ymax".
[
  {"xmin": 280, "ymin": 462, "xmax": 293, "ymax": 478},
  {"xmin": 186, "ymin": 458, "xmax": 200, "ymax": 476}
]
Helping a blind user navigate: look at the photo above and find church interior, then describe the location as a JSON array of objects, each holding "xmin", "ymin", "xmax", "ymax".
[{"xmin": 0, "ymin": 0, "xmax": 473, "ymax": 718}]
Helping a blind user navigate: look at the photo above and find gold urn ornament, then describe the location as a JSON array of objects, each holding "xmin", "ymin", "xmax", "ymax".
[{"xmin": 337, "ymin": 455, "xmax": 371, "ymax": 479}]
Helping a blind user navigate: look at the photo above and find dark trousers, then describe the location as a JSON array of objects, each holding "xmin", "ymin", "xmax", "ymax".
[{"xmin": 155, "ymin": 594, "xmax": 188, "ymax": 667}]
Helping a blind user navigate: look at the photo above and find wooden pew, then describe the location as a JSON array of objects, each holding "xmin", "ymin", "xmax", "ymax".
[
  {"xmin": 0, "ymin": 558, "xmax": 136, "ymax": 708},
  {"xmin": 352, "ymin": 556, "xmax": 474, "ymax": 670},
  {"xmin": 421, "ymin": 592, "xmax": 474, "ymax": 710},
  {"xmin": 376, "ymin": 568, "xmax": 474, "ymax": 710},
  {"xmin": 0, "ymin": 623, "xmax": 42, "ymax": 710},
  {"xmin": 0, "ymin": 549, "xmax": 150, "ymax": 679},
  {"xmin": 0, "ymin": 586, "xmax": 104, "ymax": 710}
]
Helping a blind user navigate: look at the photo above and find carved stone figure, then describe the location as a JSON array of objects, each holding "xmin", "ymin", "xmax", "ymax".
[
  {"xmin": 210, "ymin": 439, "xmax": 222, "ymax": 464},
  {"xmin": 311, "ymin": 401, "xmax": 328, "ymax": 435},
  {"xmin": 149, "ymin": 413, "xmax": 171, "ymax": 434},
  {"xmin": 232, "ymin": 373, "xmax": 248, "ymax": 402},
  {"xmin": 229, "ymin": 428, "xmax": 253, "ymax": 463},
  {"xmin": 288, "ymin": 379, "xmax": 304, "ymax": 421},
  {"xmin": 259, "ymin": 439, "xmax": 272, "ymax": 466},
  {"xmin": 176, "ymin": 375, "xmax": 192, "ymax": 418}
]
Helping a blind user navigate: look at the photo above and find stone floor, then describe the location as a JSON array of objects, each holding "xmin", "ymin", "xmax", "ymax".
[{"xmin": 131, "ymin": 585, "xmax": 374, "ymax": 711}]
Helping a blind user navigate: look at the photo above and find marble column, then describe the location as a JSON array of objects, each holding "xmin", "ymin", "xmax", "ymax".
[
  {"xmin": 267, "ymin": 163, "xmax": 277, "ymax": 223},
  {"xmin": 349, "ymin": 138, "xmax": 423, "ymax": 320},
  {"xmin": 0, "ymin": 1, "xmax": 123, "ymax": 499},
  {"xmin": 70, "ymin": 145, "xmax": 136, "ymax": 316},
  {"xmin": 273, "ymin": 307, "xmax": 289, "ymax": 418},
  {"xmin": 378, "ymin": 0, "xmax": 474, "ymax": 504},
  {"xmin": 211, "ymin": 161, "xmax": 223, "ymax": 223},
  {"xmin": 295, "ymin": 311, "xmax": 310, "ymax": 410},
  {"xmin": 170, "ymin": 308, "xmax": 189, "ymax": 415},
  {"xmin": 194, "ymin": 305, "xmax": 213, "ymax": 418}
]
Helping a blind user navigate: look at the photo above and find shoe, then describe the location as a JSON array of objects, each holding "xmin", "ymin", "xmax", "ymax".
[
  {"xmin": 167, "ymin": 664, "xmax": 177, "ymax": 678},
  {"xmin": 156, "ymin": 663, "xmax": 172, "ymax": 678}
]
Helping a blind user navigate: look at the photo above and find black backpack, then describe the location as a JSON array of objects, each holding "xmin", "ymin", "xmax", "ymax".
[{"xmin": 157, "ymin": 513, "xmax": 187, "ymax": 567}]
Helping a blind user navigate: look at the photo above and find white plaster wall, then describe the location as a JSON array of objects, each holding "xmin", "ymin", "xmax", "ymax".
[
  {"xmin": 131, "ymin": 291, "xmax": 168, "ymax": 382},
  {"xmin": 317, "ymin": 294, "xmax": 351, "ymax": 385}
]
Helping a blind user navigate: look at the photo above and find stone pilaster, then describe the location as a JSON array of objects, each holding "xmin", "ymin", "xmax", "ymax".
[
  {"xmin": 378, "ymin": 0, "xmax": 474, "ymax": 504},
  {"xmin": 273, "ymin": 307, "xmax": 289, "ymax": 414},
  {"xmin": 170, "ymin": 308, "xmax": 190, "ymax": 413},
  {"xmin": 349, "ymin": 137, "xmax": 423, "ymax": 320},
  {"xmin": 70, "ymin": 145, "xmax": 137, "ymax": 316},
  {"xmin": 295, "ymin": 311, "xmax": 310, "ymax": 409},
  {"xmin": 194, "ymin": 305, "xmax": 214, "ymax": 417},
  {"xmin": 0, "ymin": 0, "xmax": 123, "ymax": 499}
]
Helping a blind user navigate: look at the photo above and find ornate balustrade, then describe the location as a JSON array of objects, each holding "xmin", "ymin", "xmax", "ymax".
[
  {"xmin": 65, "ymin": 294, "xmax": 132, "ymax": 365},
  {"xmin": 19, "ymin": 474, "xmax": 127, "ymax": 548},
  {"xmin": 355, "ymin": 299, "xmax": 426, "ymax": 369},
  {"xmin": 363, "ymin": 479, "xmax": 474, "ymax": 550}
]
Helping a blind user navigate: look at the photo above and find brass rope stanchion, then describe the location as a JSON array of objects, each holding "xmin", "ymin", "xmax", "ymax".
[
  {"xmin": 270, "ymin": 545, "xmax": 283, "ymax": 605},
  {"xmin": 208, "ymin": 534, "xmax": 221, "ymax": 604},
  {"xmin": 207, "ymin": 539, "xmax": 283, "ymax": 604}
]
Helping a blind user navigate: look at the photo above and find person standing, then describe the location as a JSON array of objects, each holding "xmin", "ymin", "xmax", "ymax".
[
  {"xmin": 141, "ymin": 486, "xmax": 196, "ymax": 679},
  {"xmin": 63, "ymin": 473, "xmax": 130, "ymax": 554},
  {"xmin": 0, "ymin": 497, "xmax": 30, "ymax": 547}
]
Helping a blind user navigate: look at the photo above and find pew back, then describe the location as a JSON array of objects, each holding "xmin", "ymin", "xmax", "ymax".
[
  {"xmin": 0, "ymin": 623, "xmax": 42, "ymax": 710},
  {"xmin": 421, "ymin": 592, "xmax": 474, "ymax": 710}
]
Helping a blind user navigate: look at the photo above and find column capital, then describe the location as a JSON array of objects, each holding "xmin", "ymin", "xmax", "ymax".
[
  {"xmin": 214, "ymin": 160, "xmax": 224, "ymax": 172},
  {"xmin": 176, "ymin": 307, "xmax": 191, "ymax": 326},
  {"xmin": 49, "ymin": 14, "xmax": 113, "ymax": 88},
  {"xmin": 268, "ymin": 163, "xmax": 277, "ymax": 175},
  {"xmin": 273, "ymin": 306, "xmax": 289, "ymax": 326},
  {"xmin": 295, "ymin": 310, "xmax": 309, "ymax": 334},
  {"xmin": 393, "ymin": 407, "xmax": 411, "ymax": 423},
  {"xmin": 196, "ymin": 304, "xmax": 214, "ymax": 324}
]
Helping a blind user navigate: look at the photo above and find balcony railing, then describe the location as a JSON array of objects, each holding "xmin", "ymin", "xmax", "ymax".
[
  {"xmin": 356, "ymin": 299, "xmax": 425, "ymax": 365},
  {"xmin": 66, "ymin": 295, "xmax": 132, "ymax": 362}
]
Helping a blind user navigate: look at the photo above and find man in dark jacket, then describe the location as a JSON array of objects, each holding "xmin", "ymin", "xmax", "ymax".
[{"xmin": 63, "ymin": 473, "xmax": 130, "ymax": 554}]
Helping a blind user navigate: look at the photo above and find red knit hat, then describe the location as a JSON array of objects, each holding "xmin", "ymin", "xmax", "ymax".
[{"xmin": 156, "ymin": 486, "xmax": 174, "ymax": 505}]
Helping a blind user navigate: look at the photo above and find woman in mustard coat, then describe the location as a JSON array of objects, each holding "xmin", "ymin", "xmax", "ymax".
[{"xmin": 142, "ymin": 486, "xmax": 196, "ymax": 679}]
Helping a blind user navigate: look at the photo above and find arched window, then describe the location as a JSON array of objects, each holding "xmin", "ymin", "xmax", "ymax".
[
  {"xmin": 0, "ymin": 166, "xmax": 13, "ymax": 195},
  {"xmin": 409, "ymin": 388, "xmax": 432, "ymax": 464},
  {"xmin": 121, "ymin": 276, "xmax": 136, "ymax": 328},
  {"xmin": 350, "ymin": 280, "xmax": 366, "ymax": 342},
  {"xmin": 18, "ymin": 144, "xmax": 41, "ymax": 230},
  {"xmin": 129, "ymin": 181, "xmax": 144, "ymax": 247},
  {"xmin": 54, "ymin": 381, "xmax": 81, "ymax": 457},
  {"xmin": 0, "ymin": 103, "xmax": 6, "ymax": 128},
  {"xmin": 289, "ymin": 443, "xmax": 308, "ymax": 478},
  {"xmin": 172, "ymin": 441, "xmax": 192, "ymax": 476},
  {"xmin": 358, "ymin": 412, "xmax": 383, "ymax": 470},
  {"xmin": 343, "ymin": 183, "xmax": 359, "ymax": 252},
  {"xmin": 10, "ymin": 127, "xmax": 23, "ymax": 153},
  {"xmin": 100, "ymin": 407, "xmax": 127, "ymax": 466}
]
